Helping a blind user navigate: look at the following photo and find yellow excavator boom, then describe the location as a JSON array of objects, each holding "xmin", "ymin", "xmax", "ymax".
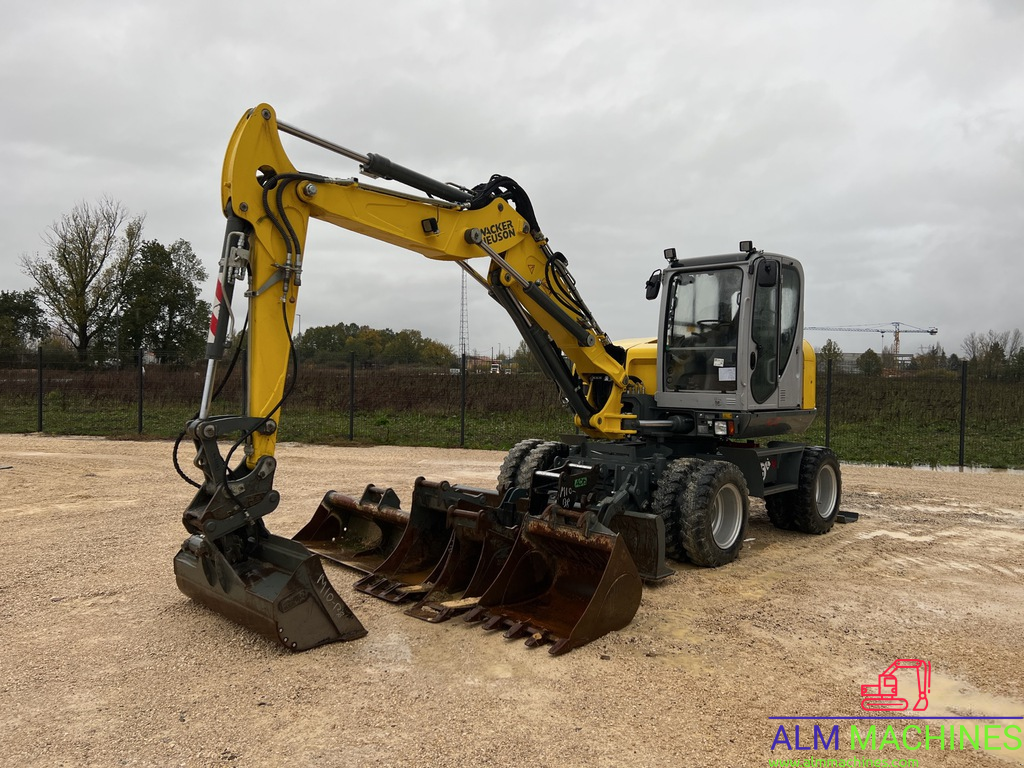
[{"xmin": 221, "ymin": 103, "xmax": 637, "ymax": 470}]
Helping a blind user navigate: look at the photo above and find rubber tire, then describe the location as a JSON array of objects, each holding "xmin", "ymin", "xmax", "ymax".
[
  {"xmin": 514, "ymin": 441, "xmax": 570, "ymax": 489},
  {"xmin": 765, "ymin": 494, "xmax": 797, "ymax": 531},
  {"xmin": 497, "ymin": 438, "xmax": 544, "ymax": 491},
  {"xmin": 767, "ymin": 447, "xmax": 841, "ymax": 535},
  {"xmin": 682, "ymin": 461, "xmax": 749, "ymax": 568},
  {"xmin": 651, "ymin": 458, "xmax": 702, "ymax": 562}
]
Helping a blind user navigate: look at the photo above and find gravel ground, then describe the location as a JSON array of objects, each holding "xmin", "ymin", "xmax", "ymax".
[{"xmin": 1, "ymin": 434, "xmax": 1022, "ymax": 767}]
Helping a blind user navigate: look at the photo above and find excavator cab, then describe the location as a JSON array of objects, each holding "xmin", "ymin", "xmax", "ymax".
[{"xmin": 654, "ymin": 244, "xmax": 816, "ymax": 435}]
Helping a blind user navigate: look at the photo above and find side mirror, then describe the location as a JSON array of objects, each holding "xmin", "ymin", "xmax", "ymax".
[
  {"xmin": 756, "ymin": 260, "xmax": 779, "ymax": 288},
  {"xmin": 645, "ymin": 269, "xmax": 662, "ymax": 300}
]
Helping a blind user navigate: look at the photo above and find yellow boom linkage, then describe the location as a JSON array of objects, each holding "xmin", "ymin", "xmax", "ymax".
[{"xmin": 224, "ymin": 104, "xmax": 635, "ymax": 471}]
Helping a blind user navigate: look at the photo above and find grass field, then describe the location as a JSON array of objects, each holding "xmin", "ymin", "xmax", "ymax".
[{"xmin": 1, "ymin": 365, "xmax": 1022, "ymax": 468}]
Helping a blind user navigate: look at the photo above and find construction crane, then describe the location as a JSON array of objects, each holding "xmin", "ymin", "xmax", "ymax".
[{"xmin": 805, "ymin": 322, "xmax": 938, "ymax": 358}]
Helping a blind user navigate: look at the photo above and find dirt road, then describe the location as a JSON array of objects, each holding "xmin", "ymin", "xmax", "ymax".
[{"xmin": 1, "ymin": 434, "xmax": 1022, "ymax": 766}]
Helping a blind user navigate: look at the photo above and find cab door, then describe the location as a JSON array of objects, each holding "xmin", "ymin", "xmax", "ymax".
[{"xmin": 748, "ymin": 259, "xmax": 802, "ymax": 409}]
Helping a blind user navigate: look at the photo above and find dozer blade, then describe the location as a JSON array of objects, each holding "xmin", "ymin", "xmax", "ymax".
[
  {"xmin": 465, "ymin": 509, "xmax": 642, "ymax": 655},
  {"xmin": 174, "ymin": 529, "xmax": 366, "ymax": 651},
  {"xmin": 353, "ymin": 477, "xmax": 455, "ymax": 603},
  {"xmin": 405, "ymin": 494, "xmax": 520, "ymax": 623},
  {"xmin": 293, "ymin": 485, "xmax": 408, "ymax": 574}
]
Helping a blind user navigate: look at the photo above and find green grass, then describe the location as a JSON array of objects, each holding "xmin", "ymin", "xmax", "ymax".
[
  {"xmin": 3, "ymin": 380, "xmax": 1022, "ymax": 468},
  {"xmin": 0, "ymin": 396, "xmax": 573, "ymax": 451},
  {"xmin": 277, "ymin": 406, "xmax": 572, "ymax": 449}
]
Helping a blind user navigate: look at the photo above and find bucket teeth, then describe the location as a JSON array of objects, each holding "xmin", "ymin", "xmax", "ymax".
[
  {"xmin": 349, "ymin": 478, "xmax": 456, "ymax": 602},
  {"xmin": 295, "ymin": 476, "xmax": 644, "ymax": 656},
  {"xmin": 465, "ymin": 509, "xmax": 642, "ymax": 655},
  {"xmin": 405, "ymin": 494, "xmax": 519, "ymax": 623}
]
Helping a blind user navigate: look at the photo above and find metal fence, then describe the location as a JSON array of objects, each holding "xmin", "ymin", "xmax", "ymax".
[{"xmin": 1, "ymin": 350, "xmax": 1022, "ymax": 468}]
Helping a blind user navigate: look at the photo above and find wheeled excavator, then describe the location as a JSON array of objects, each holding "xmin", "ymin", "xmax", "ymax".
[{"xmin": 173, "ymin": 104, "xmax": 843, "ymax": 654}]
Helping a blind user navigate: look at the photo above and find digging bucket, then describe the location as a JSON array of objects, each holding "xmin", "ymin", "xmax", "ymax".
[
  {"xmin": 292, "ymin": 485, "xmax": 408, "ymax": 574},
  {"xmin": 174, "ymin": 528, "xmax": 366, "ymax": 651},
  {"xmin": 353, "ymin": 477, "xmax": 455, "ymax": 602},
  {"xmin": 465, "ymin": 510, "xmax": 642, "ymax": 655},
  {"xmin": 404, "ymin": 493, "xmax": 520, "ymax": 623}
]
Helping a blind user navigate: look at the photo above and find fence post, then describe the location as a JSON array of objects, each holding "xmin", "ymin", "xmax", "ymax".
[
  {"xmin": 958, "ymin": 360, "xmax": 968, "ymax": 469},
  {"xmin": 37, "ymin": 346, "xmax": 43, "ymax": 432},
  {"xmin": 824, "ymin": 359, "xmax": 833, "ymax": 449},
  {"xmin": 460, "ymin": 352, "xmax": 467, "ymax": 447},
  {"xmin": 137, "ymin": 349, "xmax": 145, "ymax": 434},
  {"xmin": 348, "ymin": 351, "xmax": 355, "ymax": 441}
]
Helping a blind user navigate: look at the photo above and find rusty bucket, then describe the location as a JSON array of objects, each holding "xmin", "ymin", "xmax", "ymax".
[
  {"xmin": 465, "ymin": 510, "xmax": 642, "ymax": 655},
  {"xmin": 404, "ymin": 493, "xmax": 520, "ymax": 623},
  {"xmin": 174, "ymin": 527, "xmax": 366, "ymax": 651},
  {"xmin": 352, "ymin": 477, "xmax": 455, "ymax": 602},
  {"xmin": 293, "ymin": 485, "xmax": 409, "ymax": 574}
]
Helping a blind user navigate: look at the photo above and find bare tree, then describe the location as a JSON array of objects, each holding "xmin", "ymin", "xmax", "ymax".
[
  {"xmin": 960, "ymin": 329, "xmax": 1024, "ymax": 378},
  {"xmin": 962, "ymin": 329, "xmax": 1023, "ymax": 361},
  {"xmin": 21, "ymin": 198, "xmax": 144, "ymax": 361},
  {"xmin": 961, "ymin": 332, "xmax": 983, "ymax": 360},
  {"xmin": 992, "ymin": 328, "xmax": 1022, "ymax": 358}
]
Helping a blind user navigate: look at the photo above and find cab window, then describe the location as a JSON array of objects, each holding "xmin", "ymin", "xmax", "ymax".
[
  {"xmin": 664, "ymin": 268, "xmax": 742, "ymax": 392},
  {"xmin": 750, "ymin": 261, "xmax": 801, "ymax": 403}
]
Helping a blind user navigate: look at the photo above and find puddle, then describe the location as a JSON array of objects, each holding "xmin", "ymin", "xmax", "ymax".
[
  {"xmin": 857, "ymin": 530, "xmax": 935, "ymax": 543},
  {"xmin": 847, "ymin": 462, "xmax": 1024, "ymax": 474},
  {"xmin": 850, "ymin": 666, "xmax": 1023, "ymax": 763},
  {"xmin": 929, "ymin": 672, "xmax": 1024, "ymax": 717},
  {"xmin": 927, "ymin": 673, "xmax": 1024, "ymax": 762},
  {"xmin": 911, "ymin": 465, "xmax": 1024, "ymax": 475}
]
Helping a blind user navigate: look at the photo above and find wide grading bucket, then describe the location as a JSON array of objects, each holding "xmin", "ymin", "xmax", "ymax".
[
  {"xmin": 174, "ymin": 527, "xmax": 366, "ymax": 651},
  {"xmin": 293, "ymin": 485, "xmax": 410, "ymax": 574},
  {"xmin": 465, "ymin": 509, "xmax": 642, "ymax": 655}
]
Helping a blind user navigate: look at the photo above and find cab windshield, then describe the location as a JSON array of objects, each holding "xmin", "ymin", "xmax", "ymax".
[{"xmin": 664, "ymin": 268, "xmax": 742, "ymax": 392}]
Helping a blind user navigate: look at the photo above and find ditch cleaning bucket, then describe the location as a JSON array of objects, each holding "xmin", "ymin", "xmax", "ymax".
[
  {"xmin": 174, "ymin": 527, "xmax": 367, "ymax": 651},
  {"xmin": 465, "ymin": 509, "xmax": 642, "ymax": 655}
]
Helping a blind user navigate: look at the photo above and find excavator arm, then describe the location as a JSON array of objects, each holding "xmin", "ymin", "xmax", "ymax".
[
  {"xmin": 217, "ymin": 103, "xmax": 635, "ymax": 470},
  {"xmin": 173, "ymin": 104, "xmax": 645, "ymax": 652}
]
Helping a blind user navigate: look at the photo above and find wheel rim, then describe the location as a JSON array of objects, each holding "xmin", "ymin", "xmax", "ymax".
[
  {"xmin": 814, "ymin": 465, "xmax": 838, "ymax": 519},
  {"xmin": 711, "ymin": 483, "xmax": 744, "ymax": 549}
]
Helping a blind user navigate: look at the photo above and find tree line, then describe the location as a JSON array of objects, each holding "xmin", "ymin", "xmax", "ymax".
[
  {"xmin": 3, "ymin": 198, "xmax": 453, "ymax": 369},
  {"xmin": 817, "ymin": 332, "xmax": 1024, "ymax": 379},
  {"xmin": 6, "ymin": 197, "xmax": 1021, "ymax": 377},
  {"xmin": 294, "ymin": 324, "xmax": 452, "ymax": 367}
]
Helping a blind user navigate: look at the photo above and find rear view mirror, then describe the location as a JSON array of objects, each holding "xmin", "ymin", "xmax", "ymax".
[
  {"xmin": 756, "ymin": 260, "xmax": 779, "ymax": 288},
  {"xmin": 645, "ymin": 269, "xmax": 662, "ymax": 300}
]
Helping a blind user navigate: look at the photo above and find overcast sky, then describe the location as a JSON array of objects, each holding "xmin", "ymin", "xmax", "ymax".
[{"xmin": 3, "ymin": 1, "xmax": 1022, "ymax": 360}]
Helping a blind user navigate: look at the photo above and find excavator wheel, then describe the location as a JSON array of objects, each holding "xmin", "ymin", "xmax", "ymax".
[
  {"xmin": 497, "ymin": 438, "xmax": 544, "ymax": 492},
  {"xmin": 514, "ymin": 441, "xmax": 570, "ymax": 489},
  {"xmin": 650, "ymin": 458, "xmax": 703, "ymax": 562},
  {"xmin": 681, "ymin": 461, "xmax": 749, "ymax": 567},
  {"xmin": 765, "ymin": 447, "xmax": 841, "ymax": 534},
  {"xmin": 765, "ymin": 495, "xmax": 798, "ymax": 531}
]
